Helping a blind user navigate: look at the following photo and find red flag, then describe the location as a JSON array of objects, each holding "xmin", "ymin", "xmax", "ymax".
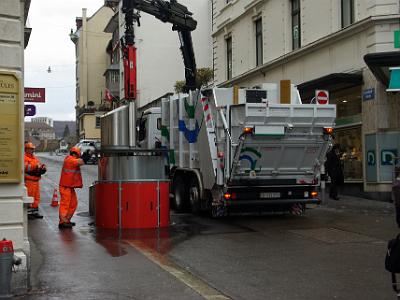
[{"xmin": 105, "ymin": 89, "xmax": 113, "ymax": 102}]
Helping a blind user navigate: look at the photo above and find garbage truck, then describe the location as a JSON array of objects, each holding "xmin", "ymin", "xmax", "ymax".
[{"xmin": 138, "ymin": 82, "xmax": 336, "ymax": 217}]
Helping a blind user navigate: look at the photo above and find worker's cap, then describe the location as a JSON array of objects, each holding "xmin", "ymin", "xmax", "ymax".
[
  {"xmin": 70, "ymin": 147, "xmax": 81, "ymax": 157},
  {"xmin": 24, "ymin": 142, "xmax": 35, "ymax": 150}
]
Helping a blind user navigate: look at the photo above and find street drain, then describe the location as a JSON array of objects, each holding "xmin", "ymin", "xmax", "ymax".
[{"xmin": 288, "ymin": 227, "xmax": 379, "ymax": 244}]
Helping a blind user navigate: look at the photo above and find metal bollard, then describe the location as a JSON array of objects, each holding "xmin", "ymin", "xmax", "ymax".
[{"xmin": 0, "ymin": 238, "xmax": 21, "ymax": 299}]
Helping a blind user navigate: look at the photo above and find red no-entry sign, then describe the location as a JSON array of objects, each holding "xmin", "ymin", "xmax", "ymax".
[{"xmin": 315, "ymin": 90, "xmax": 329, "ymax": 104}]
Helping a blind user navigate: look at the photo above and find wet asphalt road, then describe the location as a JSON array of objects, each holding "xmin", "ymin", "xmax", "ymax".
[{"xmin": 19, "ymin": 153, "xmax": 399, "ymax": 299}]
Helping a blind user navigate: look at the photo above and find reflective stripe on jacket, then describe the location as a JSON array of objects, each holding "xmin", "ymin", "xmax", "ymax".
[
  {"xmin": 59, "ymin": 155, "xmax": 83, "ymax": 188},
  {"xmin": 24, "ymin": 153, "xmax": 41, "ymax": 181}
]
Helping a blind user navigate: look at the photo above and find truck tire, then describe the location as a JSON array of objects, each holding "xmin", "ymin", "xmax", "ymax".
[
  {"xmin": 189, "ymin": 177, "xmax": 201, "ymax": 213},
  {"xmin": 173, "ymin": 176, "xmax": 188, "ymax": 213}
]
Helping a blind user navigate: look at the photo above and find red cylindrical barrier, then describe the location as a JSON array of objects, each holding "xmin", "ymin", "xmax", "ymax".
[{"xmin": 95, "ymin": 181, "xmax": 170, "ymax": 229}]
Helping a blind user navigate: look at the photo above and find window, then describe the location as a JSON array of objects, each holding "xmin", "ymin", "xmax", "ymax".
[
  {"xmin": 291, "ymin": 0, "xmax": 300, "ymax": 50},
  {"xmin": 226, "ymin": 36, "xmax": 232, "ymax": 80},
  {"xmin": 255, "ymin": 19, "xmax": 263, "ymax": 67},
  {"xmin": 95, "ymin": 116, "xmax": 101, "ymax": 128},
  {"xmin": 341, "ymin": 0, "xmax": 354, "ymax": 28},
  {"xmin": 157, "ymin": 118, "xmax": 162, "ymax": 130},
  {"xmin": 138, "ymin": 118, "xmax": 147, "ymax": 142}
]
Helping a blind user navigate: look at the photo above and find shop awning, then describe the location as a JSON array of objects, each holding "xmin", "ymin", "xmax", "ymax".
[
  {"xmin": 364, "ymin": 51, "xmax": 400, "ymax": 88},
  {"xmin": 297, "ymin": 73, "xmax": 363, "ymax": 101},
  {"xmin": 387, "ymin": 67, "xmax": 400, "ymax": 92}
]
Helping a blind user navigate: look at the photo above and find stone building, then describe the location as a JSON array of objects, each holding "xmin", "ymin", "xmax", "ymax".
[
  {"xmin": 0, "ymin": 0, "xmax": 32, "ymax": 293},
  {"xmin": 25, "ymin": 122, "xmax": 56, "ymax": 140},
  {"xmin": 70, "ymin": 5, "xmax": 114, "ymax": 140},
  {"xmin": 212, "ymin": 0, "xmax": 400, "ymax": 200}
]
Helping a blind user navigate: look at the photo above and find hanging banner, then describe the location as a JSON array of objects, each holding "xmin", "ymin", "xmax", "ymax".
[{"xmin": 0, "ymin": 72, "xmax": 21, "ymax": 183}]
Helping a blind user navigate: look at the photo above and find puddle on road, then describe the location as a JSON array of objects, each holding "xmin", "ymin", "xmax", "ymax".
[
  {"xmin": 69, "ymin": 212, "xmax": 253, "ymax": 258},
  {"xmin": 90, "ymin": 215, "xmax": 201, "ymax": 258}
]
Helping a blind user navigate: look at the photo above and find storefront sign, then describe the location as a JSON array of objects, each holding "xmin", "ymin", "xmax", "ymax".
[
  {"xmin": 365, "ymin": 134, "xmax": 377, "ymax": 182},
  {"xmin": 0, "ymin": 72, "xmax": 21, "ymax": 183},
  {"xmin": 362, "ymin": 88, "xmax": 375, "ymax": 101},
  {"xmin": 367, "ymin": 151, "xmax": 376, "ymax": 166},
  {"xmin": 24, "ymin": 105, "xmax": 36, "ymax": 117},
  {"xmin": 395, "ymin": 30, "xmax": 400, "ymax": 49},
  {"xmin": 24, "ymin": 87, "xmax": 45, "ymax": 103},
  {"xmin": 381, "ymin": 149, "xmax": 397, "ymax": 166}
]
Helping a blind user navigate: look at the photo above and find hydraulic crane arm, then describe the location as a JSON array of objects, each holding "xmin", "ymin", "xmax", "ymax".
[{"xmin": 121, "ymin": 0, "xmax": 198, "ymax": 98}]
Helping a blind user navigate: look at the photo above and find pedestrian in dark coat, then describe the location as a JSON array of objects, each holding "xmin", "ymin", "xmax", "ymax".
[
  {"xmin": 325, "ymin": 145, "xmax": 344, "ymax": 200},
  {"xmin": 392, "ymin": 167, "xmax": 400, "ymax": 228}
]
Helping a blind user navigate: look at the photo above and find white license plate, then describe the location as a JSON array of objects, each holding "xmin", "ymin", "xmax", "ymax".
[{"xmin": 260, "ymin": 192, "xmax": 281, "ymax": 199}]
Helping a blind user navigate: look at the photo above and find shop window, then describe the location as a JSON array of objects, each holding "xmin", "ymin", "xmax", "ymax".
[
  {"xmin": 335, "ymin": 126, "xmax": 363, "ymax": 181},
  {"xmin": 330, "ymin": 86, "xmax": 362, "ymax": 126}
]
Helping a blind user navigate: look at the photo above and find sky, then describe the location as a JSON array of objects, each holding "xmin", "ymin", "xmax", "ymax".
[{"xmin": 24, "ymin": 0, "xmax": 105, "ymax": 121}]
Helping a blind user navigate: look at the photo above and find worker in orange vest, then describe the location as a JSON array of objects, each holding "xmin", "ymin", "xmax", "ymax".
[
  {"xmin": 24, "ymin": 142, "xmax": 47, "ymax": 219},
  {"xmin": 58, "ymin": 146, "xmax": 84, "ymax": 229}
]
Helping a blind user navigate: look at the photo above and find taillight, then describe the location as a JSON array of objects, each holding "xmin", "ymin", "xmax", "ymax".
[
  {"xmin": 223, "ymin": 193, "xmax": 232, "ymax": 200},
  {"xmin": 243, "ymin": 127, "xmax": 254, "ymax": 134},
  {"xmin": 311, "ymin": 191, "xmax": 318, "ymax": 198},
  {"xmin": 323, "ymin": 127, "xmax": 334, "ymax": 135}
]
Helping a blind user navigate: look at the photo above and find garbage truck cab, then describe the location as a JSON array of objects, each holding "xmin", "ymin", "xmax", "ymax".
[{"xmin": 137, "ymin": 107, "xmax": 162, "ymax": 149}]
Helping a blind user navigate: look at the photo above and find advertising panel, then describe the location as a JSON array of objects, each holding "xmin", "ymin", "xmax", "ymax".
[
  {"xmin": 0, "ymin": 72, "xmax": 21, "ymax": 183},
  {"xmin": 24, "ymin": 87, "xmax": 45, "ymax": 103}
]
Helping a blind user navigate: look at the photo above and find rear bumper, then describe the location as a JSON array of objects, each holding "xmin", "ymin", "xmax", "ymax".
[{"xmin": 225, "ymin": 198, "xmax": 321, "ymax": 206}]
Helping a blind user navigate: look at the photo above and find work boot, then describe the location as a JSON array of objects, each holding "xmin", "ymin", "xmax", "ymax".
[
  {"xmin": 58, "ymin": 223, "xmax": 73, "ymax": 229},
  {"xmin": 31, "ymin": 208, "xmax": 43, "ymax": 219},
  {"xmin": 33, "ymin": 212, "xmax": 43, "ymax": 219},
  {"xmin": 28, "ymin": 208, "xmax": 43, "ymax": 219}
]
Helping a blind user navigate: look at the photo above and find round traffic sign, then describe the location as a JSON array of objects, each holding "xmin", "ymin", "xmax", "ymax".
[{"xmin": 316, "ymin": 90, "xmax": 329, "ymax": 105}]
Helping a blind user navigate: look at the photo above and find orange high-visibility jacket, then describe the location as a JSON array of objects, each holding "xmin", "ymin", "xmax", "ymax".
[
  {"xmin": 59, "ymin": 155, "xmax": 83, "ymax": 188},
  {"xmin": 24, "ymin": 153, "xmax": 41, "ymax": 181}
]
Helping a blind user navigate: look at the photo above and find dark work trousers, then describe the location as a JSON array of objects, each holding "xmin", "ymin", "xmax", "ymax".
[
  {"xmin": 393, "ymin": 181, "xmax": 400, "ymax": 228},
  {"xmin": 329, "ymin": 183, "xmax": 338, "ymax": 199}
]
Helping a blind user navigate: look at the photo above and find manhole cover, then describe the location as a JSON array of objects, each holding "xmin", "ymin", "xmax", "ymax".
[
  {"xmin": 289, "ymin": 228, "xmax": 378, "ymax": 244},
  {"xmin": 76, "ymin": 211, "xmax": 90, "ymax": 217}
]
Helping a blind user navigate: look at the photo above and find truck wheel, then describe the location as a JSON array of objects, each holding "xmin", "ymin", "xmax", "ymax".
[
  {"xmin": 173, "ymin": 176, "xmax": 187, "ymax": 213},
  {"xmin": 189, "ymin": 178, "xmax": 200, "ymax": 213}
]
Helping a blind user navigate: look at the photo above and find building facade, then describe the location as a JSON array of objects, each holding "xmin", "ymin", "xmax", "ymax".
[
  {"xmin": 212, "ymin": 0, "xmax": 400, "ymax": 200},
  {"xmin": 0, "ymin": 0, "xmax": 32, "ymax": 293},
  {"xmin": 31, "ymin": 116, "xmax": 53, "ymax": 127},
  {"xmin": 70, "ymin": 6, "xmax": 114, "ymax": 140},
  {"xmin": 25, "ymin": 122, "xmax": 56, "ymax": 140}
]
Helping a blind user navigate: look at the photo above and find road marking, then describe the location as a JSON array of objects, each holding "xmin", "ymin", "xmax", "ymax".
[{"xmin": 126, "ymin": 240, "xmax": 231, "ymax": 300}]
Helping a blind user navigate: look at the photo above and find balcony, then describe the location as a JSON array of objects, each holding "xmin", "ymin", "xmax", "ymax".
[
  {"xmin": 104, "ymin": 64, "xmax": 120, "ymax": 98},
  {"xmin": 76, "ymin": 103, "xmax": 112, "ymax": 118}
]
